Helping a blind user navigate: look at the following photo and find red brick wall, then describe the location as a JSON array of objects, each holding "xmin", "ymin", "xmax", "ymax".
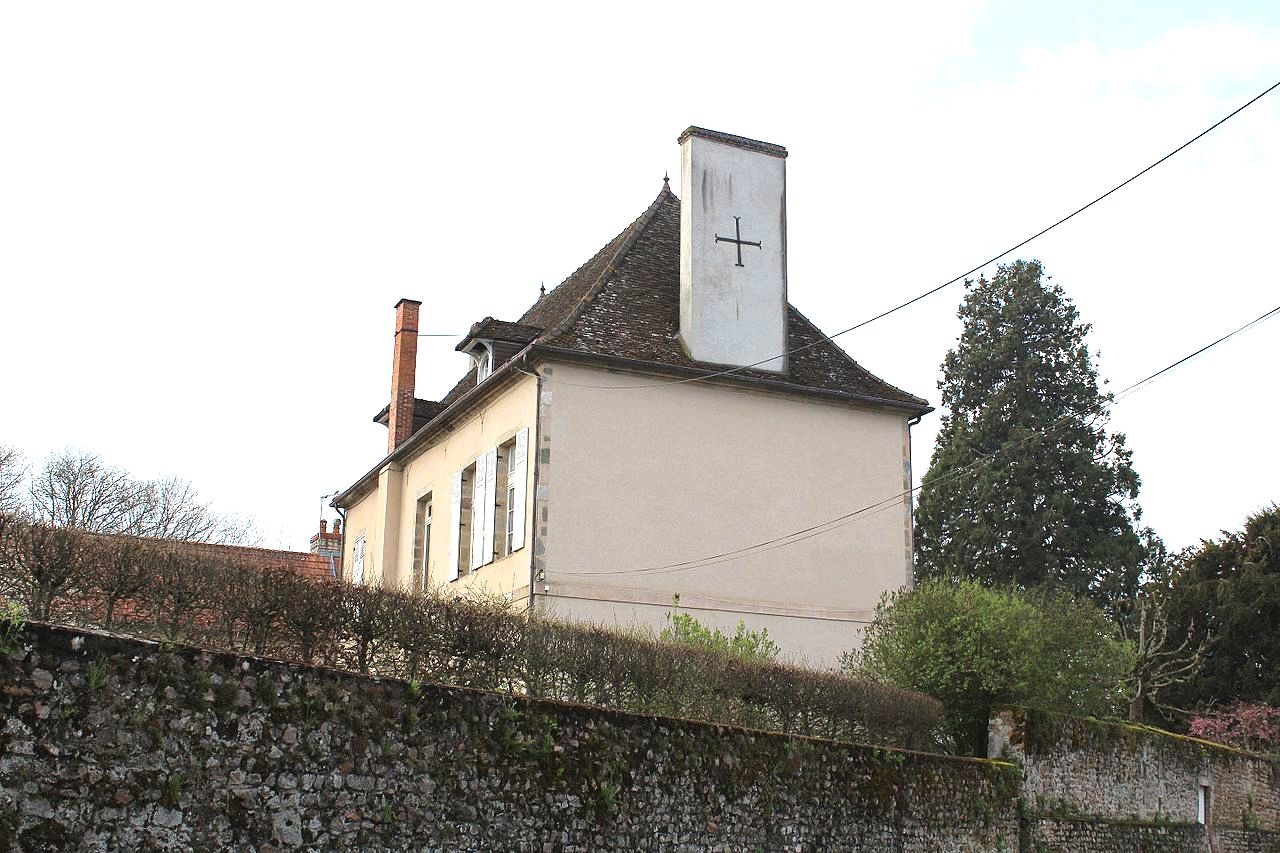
[{"xmin": 177, "ymin": 540, "xmax": 336, "ymax": 580}]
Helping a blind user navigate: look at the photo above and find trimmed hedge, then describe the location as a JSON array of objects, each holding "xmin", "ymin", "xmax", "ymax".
[{"xmin": 0, "ymin": 517, "xmax": 942, "ymax": 748}]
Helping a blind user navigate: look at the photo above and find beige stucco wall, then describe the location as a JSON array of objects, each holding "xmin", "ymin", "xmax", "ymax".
[
  {"xmin": 342, "ymin": 373, "xmax": 539, "ymax": 600},
  {"xmin": 532, "ymin": 360, "xmax": 915, "ymax": 667}
]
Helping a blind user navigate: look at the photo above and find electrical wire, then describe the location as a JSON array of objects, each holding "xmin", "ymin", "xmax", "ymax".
[
  {"xmin": 541, "ymin": 592, "xmax": 874, "ymax": 625},
  {"xmin": 550, "ymin": 301, "xmax": 1280, "ymax": 578},
  {"xmin": 518, "ymin": 77, "xmax": 1280, "ymax": 392}
]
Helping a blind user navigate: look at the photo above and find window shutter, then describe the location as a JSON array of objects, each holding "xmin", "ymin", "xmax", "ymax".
[
  {"xmin": 510, "ymin": 426, "xmax": 529, "ymax": 551},
  {"xmin": 469, "ymin": 452, "xmax": 488, "ymax": 571},
  {"xmin": 448, "ymin": 470, "xmax": 462, "ymax": 581},
  {"xmin": 353, "ymin": 534, "xmax": 366, "ymax": 584},
  {"xmin": 482, "ymin": 447, "xmax": 498, "ymax": 565}
]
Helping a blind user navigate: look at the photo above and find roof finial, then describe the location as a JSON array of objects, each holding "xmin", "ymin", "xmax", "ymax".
[
  {"xmin": 539, "ymin": 282, "xmax": 546, "ymax": 299},
  {"xmin": 663, "ymin": 171, "xmax": 670, "ymax": 189}
]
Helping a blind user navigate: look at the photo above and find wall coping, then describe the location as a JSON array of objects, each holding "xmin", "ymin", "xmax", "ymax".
[{"xmin": 995, "ymin": 704, "xmax": 1280, "ymax": 762}]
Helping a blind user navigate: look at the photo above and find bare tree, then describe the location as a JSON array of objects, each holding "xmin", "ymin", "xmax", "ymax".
[
  {"xmin": 89, "ymin": 538, "xmax": 158, "ymax": 629},
  {"xmin": 1123, "ymin": 588, "xmax": 1209, "ymax": 721},
  {"xmin": 133, "ymin": 476, "xmax": 258, "ymax": 544},
  {"xmin": 29, "ymin": 449, "xmax": 141, "ymax": 533},
  {"xmin": 0, "ymin": 445, "xmax": 27, "ymax": 515},
  {"xmin": 7, "ymin": 522, "xmax": 100, "ymax": 621},
  {"xmin": 28, "ymin": 448, "xmax": 258, "ymax": 545}
]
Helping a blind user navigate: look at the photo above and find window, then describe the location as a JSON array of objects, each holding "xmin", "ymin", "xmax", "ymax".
[
  {"xmin": 494, "ymin": 438, "xmax": 516, "ymax": 556},
  {"xmin": 475, "ymin": 345, "xmax": 492, "ymax": 383},
  {"xmin": 505, "ymin": 475, "xmax": 517, "ymax": 555},
  {"xmin": 455, "ymin": 463, "xmax": 475, "ymax": 577},
  {"xmin": 1198, "ymin": 784, "xmax": 1212, "ymax": 825},
  {"xmin": 448, "ymin": 428, "xmax": 529, "ymax": 579},
  {"xmin": 352, "ymin": 533, "xmax": 366, "ymax": 585},
  {"xmin": 412, "ymin": 493, "xmax": 432, "ymax": 592}
]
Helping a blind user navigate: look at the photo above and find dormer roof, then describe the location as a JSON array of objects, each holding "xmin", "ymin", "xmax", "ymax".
[{"xmin": 455, "ymin": 318, "xmax": 544, "ymax": 352}]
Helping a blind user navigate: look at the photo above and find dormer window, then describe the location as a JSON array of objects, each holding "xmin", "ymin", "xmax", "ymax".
[
  {"xmin": 474, "ymin": 343, "xmax": 493, "ymax": 382},
  {"xmin": 456, "ymin": 318, "xmax": 543, "ymax": 386}
]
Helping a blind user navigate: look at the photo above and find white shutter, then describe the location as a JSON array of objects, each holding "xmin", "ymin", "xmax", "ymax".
[
  {"xmin": 353, "ymin": 534, "xmax": 366, "ymax": 584},
  {"xmin": 469, "ymin": 452, "xmax": 488, "ymax": 571},
  {"xmin": 482, "ymin": 447, "xmax": 498, "ymax": 565},
  {"xmin": 448, "ymin": 470, "xmax": 462, "ymax": 581},
  {"xmin": 510, "ymin": 427, "xmax": 529, "ymax": 551}
]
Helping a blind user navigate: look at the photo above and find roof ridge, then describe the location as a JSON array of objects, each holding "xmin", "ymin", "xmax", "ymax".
[
  {"xmin": 534, "ymin": 182, "xmax": 676, "ymax": 346},
  {"xmin": 785, "ymin": 303, "xmax": 929, "ymax": 406}
]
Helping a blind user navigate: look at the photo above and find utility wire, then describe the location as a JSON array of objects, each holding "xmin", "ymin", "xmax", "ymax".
[
  {"xmin": 551, "ymin": 301, "xmax": 1280, "ymax": 578},
  {"xmin": 521, "ymin": 77, "xmax": 1280, "ymax": 392}
]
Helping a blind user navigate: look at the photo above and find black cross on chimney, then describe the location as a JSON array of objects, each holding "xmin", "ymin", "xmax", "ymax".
[{"xmin": 714, "ymin": 216, "xmax": 762, "ymax": 267}]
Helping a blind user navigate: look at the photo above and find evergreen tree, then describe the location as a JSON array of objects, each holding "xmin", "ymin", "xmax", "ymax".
[
  {"xmin": 914, "ymin": 260, "xmax": 1144, "ymax": 606},
  {"xmin": 1165, "ymin": 504, "xmax": 1280, "ymax": 711}
]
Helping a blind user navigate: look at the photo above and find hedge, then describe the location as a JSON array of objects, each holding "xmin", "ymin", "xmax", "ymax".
[{"xmin": 0, "ymin": 516, "xmax": 943, "ymax": 748}]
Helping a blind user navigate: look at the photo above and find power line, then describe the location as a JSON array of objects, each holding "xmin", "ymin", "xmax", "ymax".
[
  {"xmin": 550, "ymin": 301, "xmax": 1280, "ymax": 578},
  {"xmin": 542, "ymin": 592, "xmax": 874, "ymax": 625},
  {"xmin": 522, "ymin": 77, "xmax": 1280, "ymax": 392}
]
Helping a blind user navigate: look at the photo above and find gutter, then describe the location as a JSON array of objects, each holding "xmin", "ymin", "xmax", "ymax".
[
  {"xmin": 332, "ymin": 341, "xmax": 932, "ymax": 510},
  {"xmin": 530, "ymin": 344, "xmax": 934, "ymax": 417},
  {"xmin": 334, "ymin": 505, "xmax": 347, "ymax": 580}
]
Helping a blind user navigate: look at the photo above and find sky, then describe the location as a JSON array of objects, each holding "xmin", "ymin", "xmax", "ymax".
[{"xmin": 1, "ymin": 1, "xmax": 1277, "ymax": 552}]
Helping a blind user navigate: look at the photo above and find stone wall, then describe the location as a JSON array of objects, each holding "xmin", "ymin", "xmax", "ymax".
[
  {"xmin": 1, "ymin": 622, "xmax": 1020, "ymax": 851},
  {"xmin": 1025, "ymin": 818, "xmax": 1208, "ymax": 853},
  {"xmin": 991, "ymin": 706, "xmax": 1280, "ymax": 852},
  {"xmin": 8, "ymin": 623, "xmax": 1279, "ymax": 852}
]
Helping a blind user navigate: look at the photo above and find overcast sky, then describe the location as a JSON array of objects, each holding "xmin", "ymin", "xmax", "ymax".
[{"xmin": 2, "ymin": 1, "xmax": 1277, "ymax": 553}]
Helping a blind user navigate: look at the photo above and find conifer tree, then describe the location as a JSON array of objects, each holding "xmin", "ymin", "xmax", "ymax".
[{"xmin": 914, "ymin": 260, "xmax": 1144, "ymax": 606}]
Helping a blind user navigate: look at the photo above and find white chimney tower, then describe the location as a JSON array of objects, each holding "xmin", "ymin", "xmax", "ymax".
[{"xmin": 678, "ymin": 127, "xmax": 788, "ymax": 372}]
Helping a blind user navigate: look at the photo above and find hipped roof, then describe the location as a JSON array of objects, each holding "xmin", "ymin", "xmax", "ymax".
[{"xmin": 336, "ymin": 184, "xmax": 928, "ymax": 507}]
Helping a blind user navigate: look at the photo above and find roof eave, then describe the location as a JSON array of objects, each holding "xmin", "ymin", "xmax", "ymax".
[
  {"xmin": 332, "ymin": 348, "xmax": 535, "ymax": 509},
  {"xmin": 529, "ymin": 345, "xmax": 933, "ymax": 416}
]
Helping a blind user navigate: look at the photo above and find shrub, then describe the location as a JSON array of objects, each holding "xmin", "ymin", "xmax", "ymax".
[
  {"xmin": 659, "ymin": 597, "xmax": 780, "ymax": 663},
  {"xmin": 1189, "ymin": 702, "xmax": 1280, "ymax": 753},
  {"xmin": 847, "ymin": 579, "xmax": 1133, "ymax": 754}
]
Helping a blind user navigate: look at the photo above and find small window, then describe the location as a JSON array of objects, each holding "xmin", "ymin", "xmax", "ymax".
[
  {"xmin": 352, "ymin": 533, "xmax": 366, "ymax": 585},
  {"xmin": 412, "ymin": 493, "xmax": 432, "ymax": 592},
  {"xmin": 475, "ymin": 347, "xmax": 492, "ymax": 383},
  {"xmin": 1197, "ymin": 784, "xmax": 1212, "ymax": 825}
]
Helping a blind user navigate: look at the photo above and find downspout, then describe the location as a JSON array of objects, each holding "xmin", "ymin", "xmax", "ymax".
[
  {"xmin": 524, "ymin": 351, "xmax": 543, "ymax": 614},
  {"xmin": 905, "ymin": 412, "xmax": 923, "ymax": 588},
  {"xmin": 334, "ymin": 505, "xmax": 348, "ymax": 581}
]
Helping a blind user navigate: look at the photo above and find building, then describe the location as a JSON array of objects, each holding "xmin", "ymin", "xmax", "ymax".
[
  {"xmin": 333, "ymin": 127, "xmax": 931, "ymax": 665},
  {"xmin": 308, "ymin": 518, "xmax": 343, "ymax": 577}
]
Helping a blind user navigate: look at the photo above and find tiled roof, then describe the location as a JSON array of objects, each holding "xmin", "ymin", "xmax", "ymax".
[
  {"xmin": 340, "ymin": 184, "xmax": 929, "ymax": 505},
  {"xmin": 522, "ymin": 185, "xmax": 926, "ymax": 409},
  {"xmin": 372, "ymin": 398, "xmax": 447, "ymax": 429},
  {"xmin": 432, "ymin": 185, "xmax": 926, "ymax": 429},
  {"xmin": 456, "ymin": 318, "xmax": 544, "ymax": 351}
]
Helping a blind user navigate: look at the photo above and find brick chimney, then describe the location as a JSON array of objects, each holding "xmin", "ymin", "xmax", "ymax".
[
  {"xmin": 309, "ymin": 518, "xmax": 342, "ymax": 558},
  {"xmin": 389, "ymin": 298, "xmax": 421, "ymax": 452}
]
